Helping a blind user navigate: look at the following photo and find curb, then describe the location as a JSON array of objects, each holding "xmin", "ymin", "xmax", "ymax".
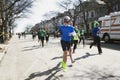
[{"xmin": 0, "ymin": 45, "xmax": 8, "ymax": 63}]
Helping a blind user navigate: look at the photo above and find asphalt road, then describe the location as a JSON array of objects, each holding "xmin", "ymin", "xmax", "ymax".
[{"xmin": 0, "ymin": 35, "xmax": 120, "ymax": 80}]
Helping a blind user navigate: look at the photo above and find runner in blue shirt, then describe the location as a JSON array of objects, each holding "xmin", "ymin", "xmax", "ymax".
[
  {"xmin": 90, "ymin": 21, "xmax": 102, "ymax": 54},
  {"xmin": 57, "ymin": 16, "xmax": 76, "ymax": 71}
]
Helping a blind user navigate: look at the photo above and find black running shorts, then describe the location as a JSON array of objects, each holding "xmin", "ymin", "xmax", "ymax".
[{"xmin": 61, "ymin": 40, "xmax": 71, "ymax": 51}]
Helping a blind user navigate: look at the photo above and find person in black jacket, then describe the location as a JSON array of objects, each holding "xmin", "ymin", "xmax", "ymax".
[{"xmin": 90, "ymin": 21, "xmax": 102, "ymax": 54}]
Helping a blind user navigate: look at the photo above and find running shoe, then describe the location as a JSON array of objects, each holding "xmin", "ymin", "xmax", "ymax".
[{"xmin": 61, "ymin": 61, "xmax": 66, "ymax": 72}]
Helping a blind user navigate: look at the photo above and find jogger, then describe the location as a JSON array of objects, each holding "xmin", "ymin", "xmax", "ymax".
[{"xmin": 56, "ymin": 16, "xmax": 76, "ymax": 71}]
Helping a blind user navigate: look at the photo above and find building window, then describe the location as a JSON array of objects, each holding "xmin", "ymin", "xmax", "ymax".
[
  {"xmin": 91, "ymin": 11, "xmax": 95, "ymax": 17},
  {"xmin": 118, "ymin": 4, "xmax": 120, "ymax": 11},
  {"xmin": 91, "ymin": 12, "xmax": 94, "ymax": 17},
  {"xmin": 113, "ymin": 4, "xmax": 120, "ymax": 11}
]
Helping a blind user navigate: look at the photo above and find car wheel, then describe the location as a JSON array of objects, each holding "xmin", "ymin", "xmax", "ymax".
[{"xmin": 103, "ymin": 34, "xmax": 110, "ymax": 43}]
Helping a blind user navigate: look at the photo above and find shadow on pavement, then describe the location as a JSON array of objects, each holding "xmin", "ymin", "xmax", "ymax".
[
  {"xmin": 51, "ymin": 53, "xmax": 98, "ymax": 61},
  {"xmin": 22, "ymin": 45, "xmax": 40, "ymax": 52},
  {"xmin": 74, "ymin": 52, "xmax": 98, "ymax": 61},
  {"xmin": 101, "ymin": 41, "xmax": 120, "ymax": 51},
  {"xmin": 19, "ymin": 40, "xmax": 34, "ymax": 43},
  {"xmin": 86, "ymin": 40, "xmax": 120, "ymax": 51},
  {"xmin": 25, "ymin": 62, "xmax": 62, "ymax": 80},
  {"xmin": 51, "ymin": 54, "xmax": 74, "ymax": 60},
  {"xmin": 51, "ymin": 56, "xmax": 62, "ymax": 60},
  {"xmin": 73, "ymin": 67, "xmax": 120, "ymax": 80}
]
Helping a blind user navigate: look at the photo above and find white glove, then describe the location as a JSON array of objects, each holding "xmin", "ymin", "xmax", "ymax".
[{"xmin": 69, "ymin": 31, "xmax": 76, "ymax": 37}]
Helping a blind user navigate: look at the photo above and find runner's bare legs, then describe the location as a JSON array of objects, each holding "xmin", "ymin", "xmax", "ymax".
[
  {"xmin": 63, "ymin": 51, "xmax": 67, "ymax": 63},
  {"xmin": 69, "ymin": 47, "xmax": 74, "ymax": 63}
]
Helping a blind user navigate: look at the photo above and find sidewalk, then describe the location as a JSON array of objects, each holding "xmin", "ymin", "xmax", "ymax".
[{"xmin": 0, "ymin": 42, "xmax": 8, "ymax": 63}]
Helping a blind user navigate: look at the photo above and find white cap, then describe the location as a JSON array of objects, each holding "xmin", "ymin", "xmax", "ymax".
[{"xmin": 63, "ymin": 16, "xmax": 71, "ymax": 23}]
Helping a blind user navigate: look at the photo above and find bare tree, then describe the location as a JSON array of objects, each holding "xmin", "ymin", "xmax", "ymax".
[
  {"xmin": 57, "ymin": 0, "xmax": 80, "ymax": 26},
  {"xmin": 43, "ymin": 11, "xmax": 59, "ymax": 20},
  {"xmin": 57, "ymin": 0, "xmax": 73, "ymax": 11},
  {"xmin": 79, "ymin": 0, "xmax": 104, "ymax": 34},
  {"xmin": 24, "ymin": 24, "xmax": 33, "ymax": 33},
  {"xmin": 100, "ymin": 0, "xmax": 120, "ymax": 14},
  {"xmin": 0, "ymin": 0, "xmax": 34, "ymax": 43},
  {"xmin": 57, "ymin": 0, "xmax": 103, "ymax": 35}
]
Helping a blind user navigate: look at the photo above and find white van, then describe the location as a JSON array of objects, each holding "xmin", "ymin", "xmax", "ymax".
[{"xmin": 98, "ymin": 12, "xmax": 120, "ymax": 42}]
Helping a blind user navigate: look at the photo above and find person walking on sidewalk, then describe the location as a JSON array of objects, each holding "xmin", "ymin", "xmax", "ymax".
[
  {"xmin": 56, "ymin": 16, "xmax": 76, "ymax": 71},
  {"xmin": 90, "ymin": 21, "xmax": 102, "ymax": 54}
]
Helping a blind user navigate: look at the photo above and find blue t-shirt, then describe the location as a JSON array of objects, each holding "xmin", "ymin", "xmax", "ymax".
[
  {"xmin": 59, "ymin": 25, "xmax": 74, "ymax": 42},
  {"xmin": 92, "ymin": 27, "xmax": 100, "ymax": 37}
]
